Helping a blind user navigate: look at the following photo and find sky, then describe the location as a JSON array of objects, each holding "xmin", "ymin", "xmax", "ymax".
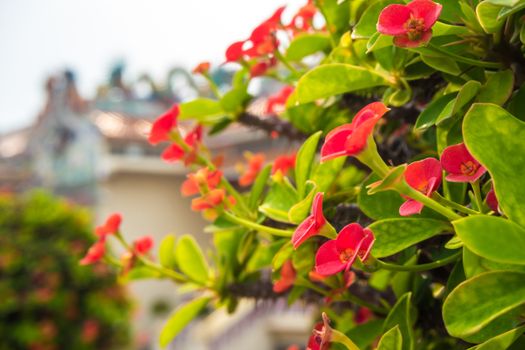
[{"xmin": 0, "ymin": 0, "xmax": 305, "ymax": 133}]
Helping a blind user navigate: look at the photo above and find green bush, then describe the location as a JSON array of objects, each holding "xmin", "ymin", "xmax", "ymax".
[{"xmin": 0, "ymin": 192, "xmax": 131, "ymax": 350}]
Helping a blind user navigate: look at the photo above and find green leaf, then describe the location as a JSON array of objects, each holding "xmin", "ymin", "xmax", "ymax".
[
  {"xmin": 246, "ymin": 240, "xmax": 286, "ymax": 273},
  {"xmin": 415, "ymin": 93, "xmax": 457, "ymax": 130},
  {"xmin": 421, "ymin": 54, "xmax": 462, "ymax": 75},
  {"xmin": 476, "ymin": 70, "xmax": 514, "ymax": 105},
  {"xmin": 383, "ymin": 293, "xmax": 414, "ymax": 350},
  {"xmin": 221, "ymin": 87, "xmax": 249, "ymax": 113},
  {"xmin": 272, "ymin": 241, "xmax": 294, "ymax": 270},
  {"xmin": 353, "ymin": 0, "xmax": 397, "ymax": 39},
  {"xmin": 497, "ymin": 0, "xmax": 525, "ymax": 19},
  {"xmin": 295, "ymin": 64, "xmax": 388, "ymax": 104},
  {"xmin": 179, "ymin": 98, "xmax": 223, "ymax": 122},
  {"xmin": 286, "ymin": 33, "xmax": 331, "ymax": 61},
  {"xmin": 311, "ymin": 156, "xmax": 347, "ymax": 193},
  {"xmin": 452, "ymin": 80, "xmax": 482, "ymax": 115},
  {"xmin": 259, "ymin": 175, "xmax": 299, "ymax": 223},
  {"xmin": 367, "ymin": 33, "xmax": 394, "ymax": 53},
  {"xmin": 463, "ymin": 104, "xmax": 525, "ymax": 227},
  {"xmin": 175, "ymin": 235, "xmax": 210, "ymax": 284},
  {"xmin": 370, "ymin": 218, "xmax": 450, "ymax": 258},
  {"xmin": 288, "ymin": 182, "xmax": 317, "ymax": 224},
  {"xmin": 432, "ymin": 21, "xmax": 471, "ymax": 37},
  {"xmin": 476, "ymin": 2, "xmax": 506, "ymax": 33},
  {"xmin": 484, "ymin": 0, "xmax": 521, "ymax": 6},
  {"xmin": 159, "ymin": 296, "xmax": 210, "ymax": 348},
  {"xmin": 358, "ymin": 174, "xmax": 403, "ymax": 219},
  {"xmin": 453, "ymin": 216, "xmax": 525, "ymax": 265},
  {"xmin": 469, "ymin": 325, "xmax": 525, "ymax": 350},
  {"xmin": 248, "ymin": 164, "xmax": 271, "ymax": 211},
  {"xmin": 377, "ymin": 326, "xmax": 403, "ymax": 350},
  {"xmin": 123, "ymin": 266, "xmax": 161, "ymax": 281},
  {"xmin": 346, "ymin": 319, "xmax": 384, "ymax": 349},
  {"xmin": 159, "ymin": 234, "xmax": 177, "ymax": 269},
  {"xmin": 295, "ymin": 131, "xmax": 322, "ymax": 198},
  {"xmin": 443, "ymin": 271, "xmax": 525, "ymax": 338}
]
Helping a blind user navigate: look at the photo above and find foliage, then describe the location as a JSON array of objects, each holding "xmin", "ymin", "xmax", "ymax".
[
  {"xmin": 0, "ymin": 192, "xmax": 131, "ymax": 350},
  {"xmin": 82, "ymin": 0, "xmax": 525, "ymax": 349}
]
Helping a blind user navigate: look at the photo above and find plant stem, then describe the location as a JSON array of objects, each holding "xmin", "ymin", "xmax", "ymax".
[
  {"xmin": 402, "ymin": 186, "xmax": 462, "ymax": 221},
  {"xmin": 222, "ymin": 211, "xmax": 293, "ymax": 237},
  {"xmin": 331, "ymin": 329, "xmax": 361, "ymax": 350},
  {"xmin": 471, "ymin": 180, "xmax": 484, "ymax": 213},
  {"xmin": 203, "ymin": 73, "xmax": 222, "ymax": 99},
  {"xmin": 274, "ymin": 50, "xmax": 301, "ymax": 76},
  {"xmin": 115, "ymin": 234, "xmax": 188, "ymax": 283},
  {"xmin": 376, "ymin": 251, "xmax": 461, "ymax": 272},
  {"xmin": 426, "ymin": 44, "xmax": 502, "ymax": 68},
  {"xmin": 432, "ymin": 192, "xmax": 479, "ymax": 216}
]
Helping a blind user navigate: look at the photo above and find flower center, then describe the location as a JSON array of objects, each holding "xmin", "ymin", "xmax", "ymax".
[
  {"xmin": 404, "ymin": 17, "xmax": 425, "ymax": 40},
  {"xmin": 460, "ymin": 161, "xmax": 478, "ymax": 176},
  {"xmin": 339, "ymin": 248, "xmax": 355, "ymax": 264}
]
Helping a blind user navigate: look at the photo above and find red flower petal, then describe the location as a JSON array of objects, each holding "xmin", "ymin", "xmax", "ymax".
[
  {"xmin": 273, "ymin": 259, "xmax": 296, "ymax": 293},
  {"xmin": 315, "ymin": 240, "xmax": 346, "ymax": 276},
  {"xmin": 486, "ymin": 187, "xmax": 499, "ymax": 213},
  {"xmin": 104, "ymin": 213, "xmax": 122, "ymax": 234},
  {"xmin": 80, "ymin": 240, "xmax": 106, "ymax": 265},
  {"xmin": 441, "ymin": 143, "xmax": 486, "ymax": 183},
  {"xmin": 192, "ymin": 62, "xmax": 210, "ymax": 75},
  {"xmin": 134, "ymin": 236, "xmax": 154, "ymax": 255},
  {"xmin": 377, "ymin": 4, "xmax": 412, "ymax": 35},
  {"xmin": 271, "ymin": 153, "xmax": 296, "ymax": 175},
  {"xmin": 393, "ymin": 30, "xmax": 433, "ymax": 48},
  {"xmin": 320, "ymin": 124, "xmax": 354, "ymax": 162},
  {"xmin": 161, "ymin": 143, "xmax": 185, "ymax": 163},
  {"xmin": 345, "ymin": 102, "xmax": 389, "ymax": 155},
  {"xmin": 225, "ymin": 41, "xmax": 246, "ymax": 62},
  {"xmin": 335, "ymin": 223, "xmax": 366, "ymax": 252},
  {"xmin": 404, "ymin": 157, "xmax": 442, "ymax": 193},
  {"xmin": 250, "ymin": 61, "xmax": 270, "ymax": 77},
  {"xmin": 292, "ymin": 192, "xmax": 326, "ymax": 249},
  {"xmin": 407, "ymin": 0, "xmax": 443, "ymax": 31},
  {"xmin": 399, "ymin": 198, "xmax": 424, "ymax": 216},
  {"xmin": 358, "ymin": 228, "xmax": 375, "ymax": 261},
  {"xmin": 148, "ymin": 105, "xmax": 179, "ymax": 145}
]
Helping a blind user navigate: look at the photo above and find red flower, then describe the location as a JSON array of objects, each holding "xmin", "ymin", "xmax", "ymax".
[
  {"xmin": 80, "ymin": 240, "xmax": 106, "ymax": 265},
  {"xmin": 191, "ymin": 188, "xmax": 226, "ymax": 211},
  {"xmin": 266, "ymin": 86, "xmax": 294, "ymax": 114},
  {"xmin": 320, "ymin": 102, "xmax": 389, "ymax": 162},
  {"xmin": 486, "ymin": 186, "xmax": 499, "ymax": 213},
  {"xmin": 95, "ymin": 213, "xmax": 122, "ymax": 239},
  {"xmin": 440, "ymin": 143, "xmax": 486, "ymax": 183},
  {"xmin": 181, "ymin": 168, "xmax": 222, "ymax": 196},
  {"xmin": 250, "ymin": 61, "xmax": 271, "ymax": 77},
  {"xmin": 400, "ymin": 158, "xmax": 442, "ymax": 216},
  {"xmin": 288, "ymin": 0, "xmax": 317, "ymax": 34},
  {"xmin": 292, "ymin": 192, "xmax": 328, "ymax": 249},
  {"xmin": 377, "ymin": 0, "xmax": 442, "ymax": 48},
  {"xmin": 238, "ymin": 153, "xmax": 265, "ymax": 187},
  {"xmin": 307, "ymin": 314, "xmax": 332, "ymax": 350},
  {"xmin": 354, "ymin": 307, "xmax": 373, "ymax": 325},
  {"xmin": 225, "ymin": 41, "xmax": 246, "ymax": 62},
  {"xmin": 272, "ymin": 153, "xmax": 296, "ymax": 175},
  {"xmin": 134, "ymin": 236, "xmax": 154, "ymax": 255},
  {"xmin": 315, "ymin": 223, "xmax": 375, "ymax": 276},
  {"xmin": 192, "ymin": 61, "xmax": 210, "ymax": 75},
  {"xmin": 273, "ymin": 259, "xmax": 296, "ymax": 293},
  {"xmin": 161, "ymin": 143, "xmax": 184, "ymax": 163},
  {"xmin": 148, "ymin": 104, "xmax": 179, "ymax": 145}
]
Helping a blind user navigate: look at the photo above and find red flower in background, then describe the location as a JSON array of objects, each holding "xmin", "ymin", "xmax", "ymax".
[
  {"xmin": 321, "ymin": 102, "xmax": 389, "ymax": 162},
  {"xmin": 440, "ymin": 143, "xmax": 486, "ymax": 183},
  {"xmin": 266, "ymin": 86, "xmax": 294, "ymax": 114},
  {"xmin": 272, "ymin": 153, "xmax": 296, "ymax": 175},
  {"xmin": 134, "ymin": 236, "xmax": 154, "ymax": 255},
  {"xmin": 288, "ymin": 0, "xmax": 317, "ymax": 34},
  {"xmin": 486, "ymin": 186, "xmax": 499, "ymax": 213},
  {"xmin": 400, "ymin": 158, "xmax": 442, "ymax": 216},
  {"xmin": 225, "ymin": 41, "xmax": 246, "ymax": 62},
  {"xmin": 377, "ymin": 0, "xmax": 442, "ymax": 48},
  {"xmin": 273, "ymin": 259, "xmax": 296, "ymax": 293},
  {"xmin": 315, "ymin": 223, "xmax": 375, "ymax": 276},
  {"xmin": 161, "ymin": 124, "xmax": 203, "ymax": 164},
  {"xmin": 307, "ymin": 313, "xmax": 333, "ymax": 350},
  {"xmin": 161, "ymin": 143, "xmax": 185, "ymax": 163},
  {"xmin": 238, "ymin": 153, "xmax": 265, "ymax": 187},
  {"xmin": 149, "ymin": 104, "xmax": 179, "ymax": 145},
  {"xmin": 192, "ymin": 61, "xmax": 211, "ymax": 75},
  {"xmin": 354, "ymin": 307, "xmax": 373, "ymax": 325},
  {"xmin": 181, "ymin": 168, "xmax": 223, "ymax": 197},
  {"xmin": 191, "ymin": 188, "xmax": 226, "ymax": 211},
  {"xmin": 95, "ymin": 213, "xmax": 122, "ymax": 238},
  {"xmin": 292, "ymin": 192, "xmax": 327, "ymax": 249},
  {"xmin": 80, "ymin": 240, "xmax": 106, "ymax": 265},
  {"xmin": 250, "ymin": 61, "xmax": 272, "ymax": 77}
]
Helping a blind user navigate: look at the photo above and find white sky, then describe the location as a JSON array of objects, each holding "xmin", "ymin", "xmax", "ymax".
[{"xmin": 0, "ymin": 0, "xmax": 305, "ymax": 132}]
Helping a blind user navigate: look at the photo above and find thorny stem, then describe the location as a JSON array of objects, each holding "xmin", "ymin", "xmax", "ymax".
[
  {"xmin": 376, "ymin": 251, "xmax": 462, "ymax": 272},
  {"xmin": 222, "ymin": 211, "xmax": 294, "ymax": 237}
]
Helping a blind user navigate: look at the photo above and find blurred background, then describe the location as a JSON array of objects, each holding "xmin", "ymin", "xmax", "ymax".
[{"xmin": 0, "ymin": 0, "xmax": 315, "ymax": 349}]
